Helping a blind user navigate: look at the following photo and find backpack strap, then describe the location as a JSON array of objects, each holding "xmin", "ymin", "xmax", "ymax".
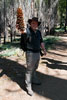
[{"xmin": 26, "ymin": 28, "xmax": 31, "ymax": 35}]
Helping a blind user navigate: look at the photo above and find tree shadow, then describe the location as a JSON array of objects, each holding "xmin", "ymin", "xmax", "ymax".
[
  {"xmin": 34, "ymin": 72, "xmax": 67, "ymax": 100},
  {"xmin": 0, "ymin": 57, "xmax": 67, "ymax": 100},
  {"xmin": 51, "ymin": 41, "xmax": 67, "ymax": 51},
  {"xmin": 41, "ymin": 57, "xmax": 67, "ymax": 70},
  {"xmin": 48, "ymin": 51, "xmax": 67, "ymax": 57},
  {"xmin": 0, "ymin": 57, "xmax": 26, "ymax": 91}
]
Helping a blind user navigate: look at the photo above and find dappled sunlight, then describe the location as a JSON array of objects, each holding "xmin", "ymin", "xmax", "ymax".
[
  {"xmin": 38, "ymin": 63, "xmax": 67, "ymax": 80},
  {"xmin": 0, "ymin": 35, "xmax": 67, "ymax": 100},
  {"xmin": 51, "ymin": 41, "xmax": 67, "ymax": 51},
  {"xmin": 40, "ymin": 41, "xmax": 67, "ymax": 80},
  {"xmin": 33, "ymin": 71, "xmax": 67, "ymax": 100},
  {"xmin": 48, "ymin": 50, "xmax": 67, "ymax": 57},
  {"xmin": 0, "ymin": 56, "xmax": 67, "ymax": 100},
  {"xmin": 0, "ymin": 0, "xmax": 67, "ymax": 99},
  {"xmin": 43, "ymin": 68, "xmax": 67, "ymax": 80}
]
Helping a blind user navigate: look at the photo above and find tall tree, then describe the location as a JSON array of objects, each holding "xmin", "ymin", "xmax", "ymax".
[
  {"xmin": 58, "ymin": 0, "xmax": 66, "ymax": 28},
  {"xmin": 4, "ymin": 0, "xmax": 6, "ymax": 44},
  {"xmin": 65, "ymin": 0, "xmax": 67, "ymax": 32}
]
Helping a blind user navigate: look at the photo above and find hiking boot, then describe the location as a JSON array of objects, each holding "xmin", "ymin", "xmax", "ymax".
[
  {"xmin": 25, "ymin": 71, "xmax": 33, "ymax": 96},
  {"xmin": 26, "ymin": 85, "xmax": 33, "ymax": 96}
]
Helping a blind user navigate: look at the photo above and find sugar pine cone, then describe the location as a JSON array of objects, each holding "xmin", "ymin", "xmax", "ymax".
[{"xmin": 16, "ymin": 7, "xmax": 25, "ymax": 34}]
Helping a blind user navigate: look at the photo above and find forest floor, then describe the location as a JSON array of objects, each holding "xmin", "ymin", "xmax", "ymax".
[{"xmin": 0, "ymin": 34, "xmax": 67, "ymax": 100}]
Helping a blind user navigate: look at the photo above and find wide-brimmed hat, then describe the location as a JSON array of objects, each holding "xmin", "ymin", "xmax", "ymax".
[{"xmin": 28, "ymin": 17, "xmax": 41, "ymax": 26}]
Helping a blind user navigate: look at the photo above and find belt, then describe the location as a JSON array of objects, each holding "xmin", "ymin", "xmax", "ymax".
[{"xmin": 27, "ymin": 49, "xmax": 40, "ymax": 53}]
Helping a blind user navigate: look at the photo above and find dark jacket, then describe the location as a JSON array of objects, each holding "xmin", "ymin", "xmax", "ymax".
[{"xmin": 27, "ymin": 27, "xmax": 43, "ymax": 52}]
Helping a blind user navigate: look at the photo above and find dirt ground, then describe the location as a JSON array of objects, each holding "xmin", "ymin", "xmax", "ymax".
[{"xmin": 0, "ymin": 35, "xmax": 67, "ymax": 100}]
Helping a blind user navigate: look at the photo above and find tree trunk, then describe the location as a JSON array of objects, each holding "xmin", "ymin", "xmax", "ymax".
[
  {"xmin": 65, "ymin": 0, "xmax": 67, "ymax": 32},
  {"xmin": 4, "ymin": 0, "xmax": 6, "ymax": 44}
]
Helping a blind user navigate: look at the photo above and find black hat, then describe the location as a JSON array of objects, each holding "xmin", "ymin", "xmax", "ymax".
[{"xmin": 28, "ymin": 17, "xmax": 41, "ymax": 26}]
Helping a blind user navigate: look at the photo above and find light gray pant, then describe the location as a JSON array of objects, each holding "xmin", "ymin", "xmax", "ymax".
[{"xmin": 25, "ymin": 51, "xmax": 40, "ymax": 88}]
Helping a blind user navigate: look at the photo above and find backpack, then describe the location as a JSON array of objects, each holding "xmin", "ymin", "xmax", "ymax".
[
  {"xmin": 20, "ymin": 28, "xmax": 30, "ymax": 52},
  {"xmin": 20, "ymin": 28, "xmax": 44, "ymax": 56},
  {"xmin": 20, "ymin": 33, "xmax": 27, "ymax": 51}
]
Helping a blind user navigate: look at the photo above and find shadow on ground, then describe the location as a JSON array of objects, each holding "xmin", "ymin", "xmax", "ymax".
[
  {"xmin": 48, "ymin": 51, "xmax": 67, "ymax": 57},
  {"xmin": 0, "ymin": 57, "xmax": 67, "ymax": 100},
  {"xmin": 41, "ymin": 57, "xmax": 67, "ymax": 70},
  {"xmin": 51, "ymin": 40, "xmax": 67, "ymax": 51}
]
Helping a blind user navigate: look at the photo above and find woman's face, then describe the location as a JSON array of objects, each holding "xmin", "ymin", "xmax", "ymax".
[{"xmin": 30, "ymin": 20, "xmax": 38, "ymax": 31}]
